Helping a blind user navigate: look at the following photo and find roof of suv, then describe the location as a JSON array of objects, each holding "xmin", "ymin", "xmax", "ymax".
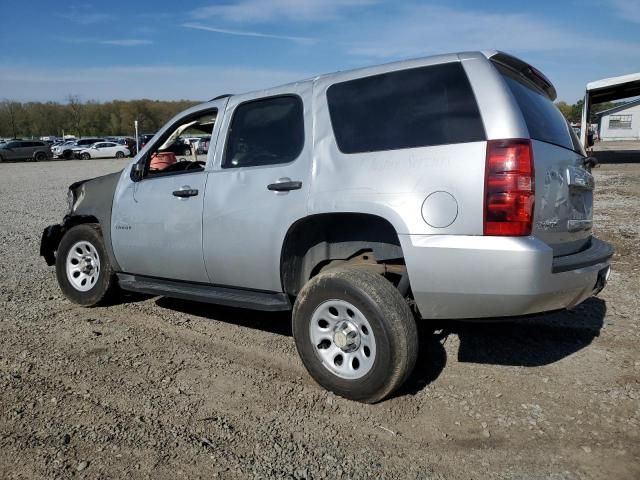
[{"xmin": 202, "ymin": 50, "xmax": 555, "ymax": 105}]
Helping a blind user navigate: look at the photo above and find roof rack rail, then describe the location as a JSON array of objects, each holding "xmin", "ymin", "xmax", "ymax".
[{"xmin": 209, "ymin": 94, "xmax": 233, "ymax": 101}]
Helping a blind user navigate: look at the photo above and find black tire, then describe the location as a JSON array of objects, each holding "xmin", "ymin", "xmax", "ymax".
[
  {"xmin": 55, "ymin": 224, "xmax": 118, "ymax": 307},
  {"xmin": 63, "ymin": 150, "xmax": 73, "ymax": 160},
  {"xmin": 115, "ymin": 151, "xmax": 125, "ymax": 159},
  {"xmin": 81, "ymin": 153, "xmax": 91, "ymax": 160},
  {"xmin": 34, "ymin": 151, "xmax": 46, "ymax": 162},
  {"xmin": 293, "ymin": 267, "xmax": 418, "ymax": 403}
]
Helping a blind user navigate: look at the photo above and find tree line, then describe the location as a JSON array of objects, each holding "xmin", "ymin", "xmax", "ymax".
[
  {"xmin": 0, "ymin": 96, "xmax": 199, "ymax": 139},
  {"xmin": 555, "ymin": 99, "xmax": 617, "ymax": 124},
  {"xmin": 0, "ymin": 95, "xmax": 621, "ymax": 140}
]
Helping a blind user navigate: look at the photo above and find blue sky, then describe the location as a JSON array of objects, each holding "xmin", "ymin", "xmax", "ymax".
[{"xmin": 1, "ymin": 0, "xmax": 639, "ymax": 103}]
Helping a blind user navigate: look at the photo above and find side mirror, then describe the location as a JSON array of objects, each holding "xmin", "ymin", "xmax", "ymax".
[{"xmin": 131, "ymin": 161, "xmax": 145, "ymax": 182}]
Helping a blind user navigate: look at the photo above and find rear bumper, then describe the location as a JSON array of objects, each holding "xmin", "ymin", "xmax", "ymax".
[{"xmin": 399, "ymin": 235, "xmax": 613, "ymax": 319}]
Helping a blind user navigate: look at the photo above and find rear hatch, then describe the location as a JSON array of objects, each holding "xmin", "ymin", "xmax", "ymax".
[{"xmin": 491, "ymin": 56, "xmax": 593, "ymax": 256}]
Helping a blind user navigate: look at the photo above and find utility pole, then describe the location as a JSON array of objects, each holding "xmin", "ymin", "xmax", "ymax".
[{"xmin": 135, "ymin": 120, "xmax": 139, "ymax": 155}]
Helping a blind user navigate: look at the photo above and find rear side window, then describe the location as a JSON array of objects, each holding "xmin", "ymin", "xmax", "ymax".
[
  {"xmin": 496, "ymin": 64, "xmax": 577, "ymax": 153},
  {"xmin": 223, "ymin": 95, "xmax": 304, "ymax": 168},
  {"xmin": 326, "ymin": 62, "xmax": 485, "ymax": 154}
]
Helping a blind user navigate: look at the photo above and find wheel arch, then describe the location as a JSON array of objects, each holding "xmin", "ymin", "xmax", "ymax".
[
  {"xmin": 280, "ymin": 212, "xmax": 406, "ymax": 296},
  {"xmin": 41, "ymin": 215, "xmax": 100, "ymax": 266},
  {"xmin": 41, "ymin": 171, "xmax": 121, "ymax": 269}
]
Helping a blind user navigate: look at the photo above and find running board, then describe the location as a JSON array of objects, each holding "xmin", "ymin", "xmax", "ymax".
[{"xmin": 117, "ymin": 274, "xmax": 291, "ymax": 311}]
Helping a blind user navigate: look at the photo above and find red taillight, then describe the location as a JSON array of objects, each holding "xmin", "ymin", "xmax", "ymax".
[{"xmin": 484, "ymin": 139, "xmax": 534, "ymax": 236}]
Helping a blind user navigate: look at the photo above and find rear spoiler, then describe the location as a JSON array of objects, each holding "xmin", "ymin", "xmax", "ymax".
[{"xmin": 488, "ymin": 51, "xmax": 557, "ymax": 101}]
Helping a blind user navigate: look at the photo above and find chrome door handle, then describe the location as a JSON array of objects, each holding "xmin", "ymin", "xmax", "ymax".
[
  {"xmin": 267, "ymin": 180, "xmax": 302, "ymax": 192},
  {"xmin": 172, "ymin": 187, "xmax": 199, "ymax": 198}
]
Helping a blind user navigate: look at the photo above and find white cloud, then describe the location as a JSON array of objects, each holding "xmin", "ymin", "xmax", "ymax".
[
  {"xmin": 344, "ymin": 4, "xmax": 640, "ymax": 59},
  {"xmin": 57, "ymin": 11, "xmax": 113, "ymax": 25},
  {"xmin": 607, "ymin": 0, "xmax": 640, "ymax": 23},
  {"xmin": 0, "ymin": 64, "xmax": 312, "ymax": 102},
  {"xmin": 182, "ymin": 23, "xmax": 314, "ymax": 44},
  {"xmin": 191, "ymin": 0, "xmax": 374, "ymax": 23},
  {"xmin": 99, "ymin": 39, "xmax": 153, "ymax": 46},
  {"xmin": 56, "ymin": 37, "xmax": 153, "ymax": 47}
]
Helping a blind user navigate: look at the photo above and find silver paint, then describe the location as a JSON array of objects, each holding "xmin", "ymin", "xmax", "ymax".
[{"xmin": 105, "ymin": 51, "xmax": 609, "ymax": 319}]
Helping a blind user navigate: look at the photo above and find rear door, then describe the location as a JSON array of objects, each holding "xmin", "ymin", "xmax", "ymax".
[
  {"xmin": 202, "ymin": 86, "xmax": 312, "ymax": 292},
  {"xmin": 495, "ymin": 63, "xmax": 593, "ymax": 256}
]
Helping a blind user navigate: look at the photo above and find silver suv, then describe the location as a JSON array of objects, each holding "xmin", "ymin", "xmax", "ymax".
[
  {"xmin": 40, "ymin": 51, "xmax": 613, "ymax": 403},
  {"xmin": 0, "ymin": 140, "xmax": 52, "ymax": 162}
]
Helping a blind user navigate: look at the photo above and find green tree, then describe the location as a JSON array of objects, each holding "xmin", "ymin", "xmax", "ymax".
[{"xmin": 0, "ymin": 97, "xmax": 200, "ymax": 138}]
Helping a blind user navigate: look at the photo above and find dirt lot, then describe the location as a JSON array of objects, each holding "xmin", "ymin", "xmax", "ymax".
[{"xmin": 0, "ymin": 157, "xmax": 638, "ymax": 479}]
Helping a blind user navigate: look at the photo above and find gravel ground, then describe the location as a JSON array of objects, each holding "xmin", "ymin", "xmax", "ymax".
[{"xmin": 0, "ymin": 158, "xmax": 638, "ymax": 479}]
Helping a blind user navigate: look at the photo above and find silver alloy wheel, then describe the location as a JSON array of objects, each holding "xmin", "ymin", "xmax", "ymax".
[
  {"xmin": 309, "ymin": 299, "xmax": 376, "ymax": 380},
  {"xmin": 65, "ymin": 240, "xmax": 101, "ymax": 292}
]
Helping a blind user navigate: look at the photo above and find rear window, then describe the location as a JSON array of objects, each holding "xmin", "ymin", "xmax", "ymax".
[
  {"xmin": 326, "ymin": 62, "xmax": 485, "ymax": 154},
  {"xmin": 496, "ymin": 64, "xmax": 579, "ymax": 153}
]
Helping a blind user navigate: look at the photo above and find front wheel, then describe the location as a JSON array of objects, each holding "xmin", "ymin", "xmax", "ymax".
[
  {"xmin": 293, "ymin": 267, "xmax": 418, "ymax": 403},
  {"xmin": 115, "ymin": 151, "xmax": 125, "ymax": 159},
  {"xmin": 34, "ymin": 152, "xmax": 47, "ymax": 162},
  {"xmin": 81, "ymin": 153, "xmax": 91, "ymax": 160},
  {"xmin": 55, "ymin": 224, "xmax": 118, "ymax": 306}
]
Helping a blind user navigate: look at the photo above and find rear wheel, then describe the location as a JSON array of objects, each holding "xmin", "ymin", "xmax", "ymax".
[
  {"xmin": 115, "ymin": 151, "xmax": 125, "ymax": 159},
  {"xmin": 81, "ymin": 153, "xmax": 91, "ymax": 160},
  {"xmin": 293, "ymin": 267, "xmax": 418, "ymax": 403},
  {"xmin": 55, "ymin": 224, "xmax": 118, "ymax": 306}
]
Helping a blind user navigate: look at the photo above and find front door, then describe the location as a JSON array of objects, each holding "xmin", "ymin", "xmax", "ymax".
[
  {"xmin": 203, "ymin": 87, "xmax": 312, "ymax": 292},
  {"xmin": 111, "ymin": 100, "xmax": 227, "ymax": 282}
]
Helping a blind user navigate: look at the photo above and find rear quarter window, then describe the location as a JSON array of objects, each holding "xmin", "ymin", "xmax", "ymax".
[
  {"xmin": 496, "ymin": 64, "xmax": 578, "ymax": 153},
  {"xmin": 326, "ymin": 62, "xmax": 485, "ymax": 154}
]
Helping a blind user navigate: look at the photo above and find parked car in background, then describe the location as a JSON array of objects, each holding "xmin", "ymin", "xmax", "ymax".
[
  {"xmin": 0, "ymin": 140, "xmax": 52, "ymax": 162},
  {"xmin": 116, "ymin": 137, "xmax": 137, "ymax": 156},
  {"xmin": 53, "ymin": 138, "xmax": 105, "ymax": 159},
  {"xmin": 195, "ymin": 136, "xmax": 211, "ymax": 154},
  {"xmin": 185, "ymin": 137, "xmax": 200, "ymax": 150},
  {"xmin": 139, "ymin": 134, "xmax": 156, "ymax": 150},
  {"xmin": 76, "ymin": 142, "xmax": 130, "ymax": 159},
  {"xmin": 165, "ymin": 137, "xmax": 191, "ymax": 156}
]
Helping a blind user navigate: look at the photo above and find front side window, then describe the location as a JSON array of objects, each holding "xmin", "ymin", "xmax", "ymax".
[
  {"xmin": 326, "ymin": 62, "xmax": 485, "ymax": 154},
  {"xmin": 223, "ymin": 95, "xmax": 304, "ymax": 168},
  {"xmin": 144, "ymin": 110, "xmax": 217, "ymax": 178},
  {"xmin": 609, "ymin": 115, "xmax": 632, "ymax": 129}
]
